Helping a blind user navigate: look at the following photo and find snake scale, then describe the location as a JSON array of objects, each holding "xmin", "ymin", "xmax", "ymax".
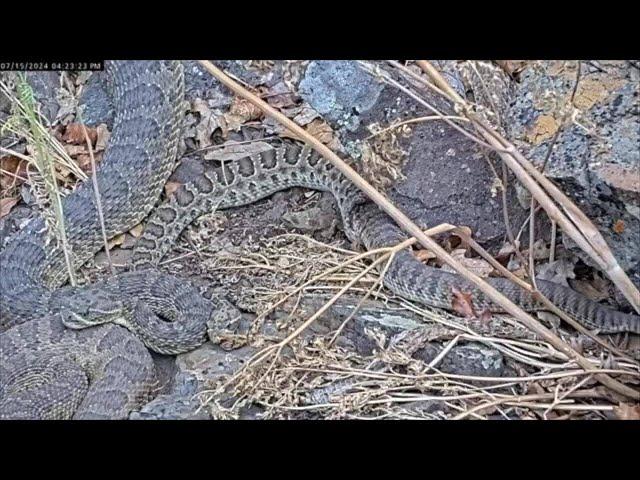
[{"xmin": 1, "ymin": 61, "xmax": 638, "ymax": 419}]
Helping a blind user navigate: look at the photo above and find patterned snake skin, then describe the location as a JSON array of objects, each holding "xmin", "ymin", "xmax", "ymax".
[{"xmin": 1, "ymin": 61, "xmax": 638, "ymax": 419}]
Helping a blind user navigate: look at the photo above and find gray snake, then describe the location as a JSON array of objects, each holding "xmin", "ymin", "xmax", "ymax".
[{"xmin": 0, "ymin": 61, "xmax": 638, "ymax": 419}]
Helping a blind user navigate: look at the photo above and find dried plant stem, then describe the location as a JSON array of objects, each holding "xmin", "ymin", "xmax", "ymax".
[
  {"xmin": 417, "ymin": 61, "xmax": 638, "ymax": 314},
  {"xmin": 440, "ymin": 67, "xmax": 637, "ymax": 362},
  {"xmin": 362, "ymin": 61, "xmax": 504, "ymax": 153},
  {"xmin": 529, "ymin": 198, "xmax": 538, "ymax": 290},
  {"xmin": 10, "ymin": 78, "xmax": 77, "ymax": 286},
  {"xmin": 365, "ymin": 115, "xmax": 468, "ymax": 140},
  {"xmin": 453, "ymin": 388, "xmax": 606, "ymax": 420},
  {"xmin": 197, "ymin": 60, "xmax": 638, "ymax": 401},
  {"xmin": 80, "ymin": 122, "xmax": 113, "ymax": 275}
]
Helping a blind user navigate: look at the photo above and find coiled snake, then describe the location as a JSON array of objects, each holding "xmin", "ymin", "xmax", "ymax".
[{"xmin": 1, "ymin": 61, "xmax": 638, "ymax": 419}]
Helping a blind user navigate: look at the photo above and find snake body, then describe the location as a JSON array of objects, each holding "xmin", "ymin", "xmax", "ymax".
[{"xmin": 1, "ymin": 61, "xmax": 638, "ymax": 419}]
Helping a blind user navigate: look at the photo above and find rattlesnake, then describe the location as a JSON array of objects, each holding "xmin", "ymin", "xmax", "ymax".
[{"xmin": 1, "ymin": 61, "xmax": 638, "ymax": 419}]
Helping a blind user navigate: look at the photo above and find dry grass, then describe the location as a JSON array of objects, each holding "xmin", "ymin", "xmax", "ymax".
[
  {"xmin": 0, "ymin": 75, "xmax": 83, "ymax": 284},
  {"xmin": 166, "ymin": 233, "xmax": 639, "ymax": 420}
]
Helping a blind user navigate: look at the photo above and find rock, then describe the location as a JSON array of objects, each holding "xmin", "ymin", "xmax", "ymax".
[
  {"xmin": 505, "ymin": 61, "xmax": 640, "ymax": 285},
  {"xmin": 413, "ymin": 343, "xmax": 506, "ymax": 377},
  {"xmin": 282, "ymin": 205, "xmax": 336, "ymax": 233},
  {"xmin": 274, "ymin": 293, "xmax": 511, "ymax": 378},
  {"xmin": 134, "ymin": 341, "xmax": 257, "ymax": 420},
  {"xmin": 183, "ymin": 61, "xmax": 234, "ymax": 107},
  {"xmin": 299, "ymin": 61, "xmax": 384, "ymax": 132},
  {"xmin": 130, "ymin": 371, "xmax": 208, "ymax": 420},
  {"xmin": 297, "ymin": 61, "xmax": 528, "ymax": 247}
]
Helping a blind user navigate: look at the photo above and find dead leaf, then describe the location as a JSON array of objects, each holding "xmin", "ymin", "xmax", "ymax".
[
  {"xmin": 204, "ymin": 141, "xmax": 274, "ymax": 162},
  {"xmin": 536, "ymin": 258, "xmax": 576, "ymax": 287},
  {"xmin": 64, "ymin": 144, "xmax": 88, "ymax": 157},
  {"xmin": 451, "ymin": 286, "xmax": 477, "ymax": 318},
  {"xmin": 442, "ymin": 249, "xmax": 493, "ymax": 278},
  {"xmin": 283, "ymin": 118, "xmax": 336, "ymax": 147},
  {"xmin": 613, "ymin": 219, "xmax": 625, "ymax": 234},
  {"xmin": 192, "ymin": 98, "xmax": 223, "ymax": 147},
  {"xmin": 94, "ymin": 124, "xmax": 111, "ymax": 152},
  {"xmin": 523, "ymin": 239, "xmax": 550, "ymax": 261},
  {"xmin": 478, "ymin": 309, "xmax": 493, "ymax": 324},
  {"xmin": 495, "ymin": 60, "xmax": 530, "ymax": 79},
  {"xmin": 164, "ymin": 181, "xmax": 182, "ymax": 197},
  {"xmin": 129, "ymin": 223, "xmax": 144, "ymax": 238},
  {"xmin": 612, "ymin": 403, "xmax": 640, "ymax": 420},
  {"xmin": 0, "ymin": 155, "xmax": 27, "ymax": 189},
  {"xmin": 107, "ymin": 233, "xmax": 125, "ymax": 250},
  {"xmin": 415, "ymin": 249, "xmax": 436, "ymax": 263},
  {"xmin": 223, "ymin": 97, "xmax": 263, "ymax": 132},
  {"xmin": 571, "ymin": 278, "xmax": 610, "ymax": 302},
  {"xmin": 0, "ymin": 196, "xmax": 19, "ymax": 218},
  {"xmin": 63, "ymin": 123, "xmax": 98, "ymax": 145},
  {"xmin": 264, "ymin": 81, "xmax": 298, "ymax": 109}
]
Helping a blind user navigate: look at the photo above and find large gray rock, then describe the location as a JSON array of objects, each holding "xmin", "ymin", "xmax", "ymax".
[
  {"xmin": 299, "ymin": 60, "xmax": 385, "ymax": 132},
  {"xmin": 300, "ymin": 60, "xmax": 528, "ymax": 246},
  {"xmin": 506, "ymin": 61, "xmax": 640, "ymax": 285}
]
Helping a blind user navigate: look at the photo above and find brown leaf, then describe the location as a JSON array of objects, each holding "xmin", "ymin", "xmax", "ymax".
[
  {"xmin": 305, "ymin": 119, "xmax": 335, "ymax": 144},
  {"xmin": 0, "ymin": 155, "xmax": 27, "ymax": 189},
  {"xmin": 496, "ymin": 241, "xmax": 519, "ymax": 261},
  {"xmin": 164, "ymin": 181, "xmax": 182, "ymax": 197},
  {"xmin": 264, "ymin": 81, "xmax": 298, "ymax": 109},
  {"xmin": 282, "ymin": 118, "xmax": 337, "ymax": 147},
  {"xmin": 478, "ymin": 309, "xmax": 493, "ymax": 324},
  {"xmin": 64, "ymin": 144, "xmax": 88, "ymax": 157},
  {"xmin": 442, "ymin": 249, "xmax": 493, "ymax": 278},
  {"xmin": 451, "ymin": 286, "xmax": 478, "ymax": 318},
  {"xmin": 63, "ymin": 123, "xmax": 98, "ymax": 145},
  {"xmin": 223, "ymin": 97, "xmax": 263, "ymax": 132},
  {"xmin": 571, "ymin": 278, "xmax": 609, "ymax": 302},
  {"xmin": 204, "ymin": 141, "xmax": 274, "ymax": 162},
  {"xmin": 495, "ymin": 60, "xmax": 530, "ymax": 79},
  {"xmin": 415, "ymin": 249, "xmax": 436, "ymax": 262},
  {"xmin": 612, "ymin": 403, "xmax": 640, "ymax": 420},
  {"xmin": 612, "ymin": 219, "xmax": 625, "ymax": 234},
  {"xmin": 0, "ymin": 196, "xmax": 19, "ymax": 218},
  {"xmin": 192, "ymin": 98, "xmax": 224, "ymax": 146}
]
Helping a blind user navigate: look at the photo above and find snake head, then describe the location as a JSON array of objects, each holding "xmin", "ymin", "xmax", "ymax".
[{"xmin": 50, "ymin": 286, "xmax": 130, "ymax": 330}]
